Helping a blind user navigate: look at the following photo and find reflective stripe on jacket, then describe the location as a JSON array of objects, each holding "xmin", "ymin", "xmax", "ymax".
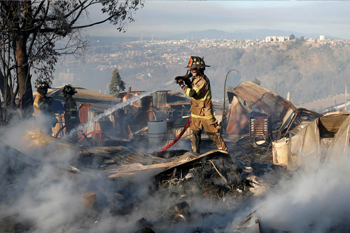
[
  {"xmin": 33, "ymin": 93, "xmax": 53, "ymax": 117},
  {"xmin": 181, "ymin": 74, "xmax": 214, "ymax": 119},
  {"xmin": 64, "ymin": 95, "xmax": 80, "ymax": 126}
]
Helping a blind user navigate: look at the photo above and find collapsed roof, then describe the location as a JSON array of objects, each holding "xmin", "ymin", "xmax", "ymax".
[
  {"xmin": 224, "ymin": 81, "xmax": 321, "ymax": 140},
  {"xmin": 273, "ymin": 111, "xmax": 350, "ymax": 171}
]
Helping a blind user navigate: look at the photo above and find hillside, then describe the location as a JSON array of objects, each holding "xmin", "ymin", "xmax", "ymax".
[
  {"xmin": 53, "ymin": 39, "xmax": 350, "ymax": 106},
  {"xmin": 199, "ymin": 40, "xmax": 350, "ymax": 105}
]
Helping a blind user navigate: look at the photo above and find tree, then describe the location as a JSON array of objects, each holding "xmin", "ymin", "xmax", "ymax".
[
  {"xmin": 109, "ymin": 69, "xmax": 125, "ymax": 97},
  {"xmin": 252, "ymin": 78, "xmax": 261, "ymax": 86},
  {"xmin": 289, "ymin": 34, "xmax": 295, "ymax": 40},
  {"xmin": 0, "ymin": 0, "xmax": 143, "ymax": 119}
]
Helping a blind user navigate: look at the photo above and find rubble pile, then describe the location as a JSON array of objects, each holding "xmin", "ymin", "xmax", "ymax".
[
  {"xmin": 156, "ymin": 152, "xmax": 246, "ymax": 198},
  {"xmin": 3, "ymin": 83, "xmax": 350, "ymax": 232},
  {"xmin": 0, "ymin": 130, "xmax": 289, "ymax": 233}
]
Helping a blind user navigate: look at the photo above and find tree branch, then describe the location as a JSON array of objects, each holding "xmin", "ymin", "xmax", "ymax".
[{"xmin": 32, "ymin": 0, "xmax": 46, "ymax": 19}]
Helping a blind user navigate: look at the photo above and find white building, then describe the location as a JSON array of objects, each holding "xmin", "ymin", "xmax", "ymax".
[{"xmin": 265, "ymin": 36, "xmax": 290, "ymax": 42}]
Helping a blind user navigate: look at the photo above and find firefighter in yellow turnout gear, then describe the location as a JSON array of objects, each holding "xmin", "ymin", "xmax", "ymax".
[
  {"xmin": 33, "ymin": 81, "xmax": 57, "ymax": 134},
  {"xmin": 175, "ymin": 56, "xmax": 227, "ymax": 153},
  {"xmin": 62, "ymin": 85, "xmax": 80, "ymax": 136}
]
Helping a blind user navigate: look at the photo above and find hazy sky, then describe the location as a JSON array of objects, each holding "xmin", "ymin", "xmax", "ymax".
[{"xmin": 83, "ymin": 1, "xmax": 350, "ymax": 39}]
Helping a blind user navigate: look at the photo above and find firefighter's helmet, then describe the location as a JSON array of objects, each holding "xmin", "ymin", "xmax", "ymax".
[
  {"xmin": 35, "ymin": 80, "xmax": 51, "ymax": 89},
  {"xmin": 62, "ymin": 85, "xmax": 77, "ymax": 95},
  {"xmin": 185, "ymin": 56, "xmax": 210, "ymax": 70}
]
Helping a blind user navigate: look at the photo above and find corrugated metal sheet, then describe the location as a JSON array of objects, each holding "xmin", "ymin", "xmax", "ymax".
[
  {"xmin": 228, "ymin": 81, "xmax": 295, "ymax": 123},
  {"xmin": 79, "ymin": 103, "xmax": 91, "ymax": 123},
  {"xmin": 225, "ymin": 96, "xmax": 249, "ymax": 135},
  {"xmin": 224, "ymin": 81, "xmax": 296, "ymax": 136}
]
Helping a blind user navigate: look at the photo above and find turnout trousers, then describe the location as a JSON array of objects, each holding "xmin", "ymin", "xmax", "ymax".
[{"xmin": 190, "ymin": 117, "xmax": 227, "ymax": 153}]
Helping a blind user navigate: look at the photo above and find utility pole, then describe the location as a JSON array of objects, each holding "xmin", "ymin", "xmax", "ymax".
[{"xmin": 345, "ymin": 85, "xmax": 348, "ymax": 111}]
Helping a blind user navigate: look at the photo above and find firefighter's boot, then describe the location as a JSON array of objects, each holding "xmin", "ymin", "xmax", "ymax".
[
  {"xmin": 207, "ymin": 132, "xmax": 228, "ymax": 151},
  {"xmin": 191, "ymin": 130, "xmax": 202, "ymax": 153}
]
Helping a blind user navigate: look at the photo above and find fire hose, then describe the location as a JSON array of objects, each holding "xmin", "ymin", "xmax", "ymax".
[
  {"xmin": 55, "ymin": 125, "xmax": 101, "ymax": 144},
  {"xmin": 54, "ymin": 125, "xmax": 66, "ymax": 138},
  {"xmin": 79, "ymin": 130, "xmax": 102, "ymax": 143},
  {"xmin": 158, "ymin": 116, "xmax": 191, "ymax": 152}
]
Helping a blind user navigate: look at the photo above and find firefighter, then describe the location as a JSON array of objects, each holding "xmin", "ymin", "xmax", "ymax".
[
  {"xmin": 33, "ymin": 81, "xmax": 57, "ymax": 134},
  {"xmin": 62, "ymin": 84, "xmax": 80, "ymax": 135},
  {"xmin": 175, "ymin": 56, "xmax": 227, "ymax": 153}
]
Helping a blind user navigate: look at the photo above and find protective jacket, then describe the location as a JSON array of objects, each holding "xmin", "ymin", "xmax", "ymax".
[
  {"xmin": 64, "ymin": 95, "xmax": 79, "ymax": 131},
  {"xmin": 33, "ymin": 92, "xmax": 57, "ymax": 134},
  {"xmin": 33, "ymin": 93, "xmax": 54, "ymax": 117},
  {"xmin": 180, "ymin": 74, "xmax": 227, "ymax": 151},
  {"xmin": 180, "ymin": 74, "xmax": 214, "ymax": 120}
]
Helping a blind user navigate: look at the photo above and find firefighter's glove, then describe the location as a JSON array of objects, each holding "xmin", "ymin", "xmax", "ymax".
[
  {"xmin": 175, "ymin": 76, "xmax": 184, "ymax": 85},
  {"xmin": 184, "ymin": 79, "xmax": 191, "ymax": 88}
]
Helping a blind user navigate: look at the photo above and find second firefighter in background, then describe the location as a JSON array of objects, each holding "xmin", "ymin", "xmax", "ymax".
[
  {"xmin": 62, "ymin": 85, "xmax": 80, "ymax": 134},
  {"xmin": 175, "ymin": 56, "xmax": 227, "ymax": 153}
]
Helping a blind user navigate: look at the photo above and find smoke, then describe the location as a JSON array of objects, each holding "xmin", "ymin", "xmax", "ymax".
[
  {"xmin": 61, "ymin": 79, "xmax": 176, "ymax": 143},
  {"xmin": 0, "ymin": 113, "xmax": 216, "ymax": 233},
  {"xmin": 0, "ymin": 116, "xmax": 86, "ymax": 232},
  {"xmin": 11, "ymin": 165, "xmax": 85, "ymax": 232},
  {"xmin": 0, "ymin": 105, "xmax": 288, "ymax": 233},
  {"xmin": 225, "ymin": 153, "xmax": 350, "ymax": 233}
]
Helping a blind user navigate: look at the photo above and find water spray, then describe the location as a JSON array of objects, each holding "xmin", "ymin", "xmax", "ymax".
[{"xmin": 61, "ymin": 79, "xmax": 176, "ymax": 142}]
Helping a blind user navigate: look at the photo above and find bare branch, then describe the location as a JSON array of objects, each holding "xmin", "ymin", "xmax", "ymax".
[{"xmin": 32, "ymin": 0, "xmax": 45, "ymax": 19}]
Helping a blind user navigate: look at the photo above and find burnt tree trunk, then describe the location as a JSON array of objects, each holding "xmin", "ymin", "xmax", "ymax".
[
  {"xmin": 15, "ymin": 33, "xmax": 33, "ymax": 118},
  {"xmin": 0, "ymin": 71, "xmax": 9, "ymax": 121}
]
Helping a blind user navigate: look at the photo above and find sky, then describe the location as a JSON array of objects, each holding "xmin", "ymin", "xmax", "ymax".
[{"xmin": 82, "ymin": 1, "xmax": 350, "ymax": 39}]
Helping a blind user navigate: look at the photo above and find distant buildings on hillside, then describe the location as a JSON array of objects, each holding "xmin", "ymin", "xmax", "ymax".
[
  {"xmin": 265, "ymin": 36, "xmax": 290, "ymax": 42},
  {"xmin": 265, "ymin": 35, "xmax": 326, "ymax": 43},
  {"xmin": 58, "ymin": 69, "xmax": 74, "ymax": 84}
]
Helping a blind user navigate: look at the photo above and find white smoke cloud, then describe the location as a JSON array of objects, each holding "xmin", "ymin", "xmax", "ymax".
[
  {"xmin": 0, "ymin": 114, "xmax": 194, "ymax": 232},
  {"xmin": 225, "ymin": 154, "xmax": 350, "ymax": 233}
]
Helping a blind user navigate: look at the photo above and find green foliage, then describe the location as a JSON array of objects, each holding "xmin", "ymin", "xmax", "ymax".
[
  {"xmin": 0, "ymin": 0, "xmax": 143, "ymax": 118},
  {"xmin": 289, "ymin": 34, "xmax": 295, "ymax": 40},
  {"xmin": 109, "ymin": 69, "xmax": 126, "ymax": 97},
  {"xmin": 252, "ymin": 78, "xmax": 261, "ymax": 86}
]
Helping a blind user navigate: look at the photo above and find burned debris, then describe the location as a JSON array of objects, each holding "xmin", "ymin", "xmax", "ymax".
[
  {"xmin": 223, "ymin": 81, "xmax": 321, "ymax": 145},
  {"xmin": 273, "ymin": 110, "xmax": 350, "ymax": 170},
  {"xmin": 2, "ymin": 81, "xmax": 350, "ymax": 233}
]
